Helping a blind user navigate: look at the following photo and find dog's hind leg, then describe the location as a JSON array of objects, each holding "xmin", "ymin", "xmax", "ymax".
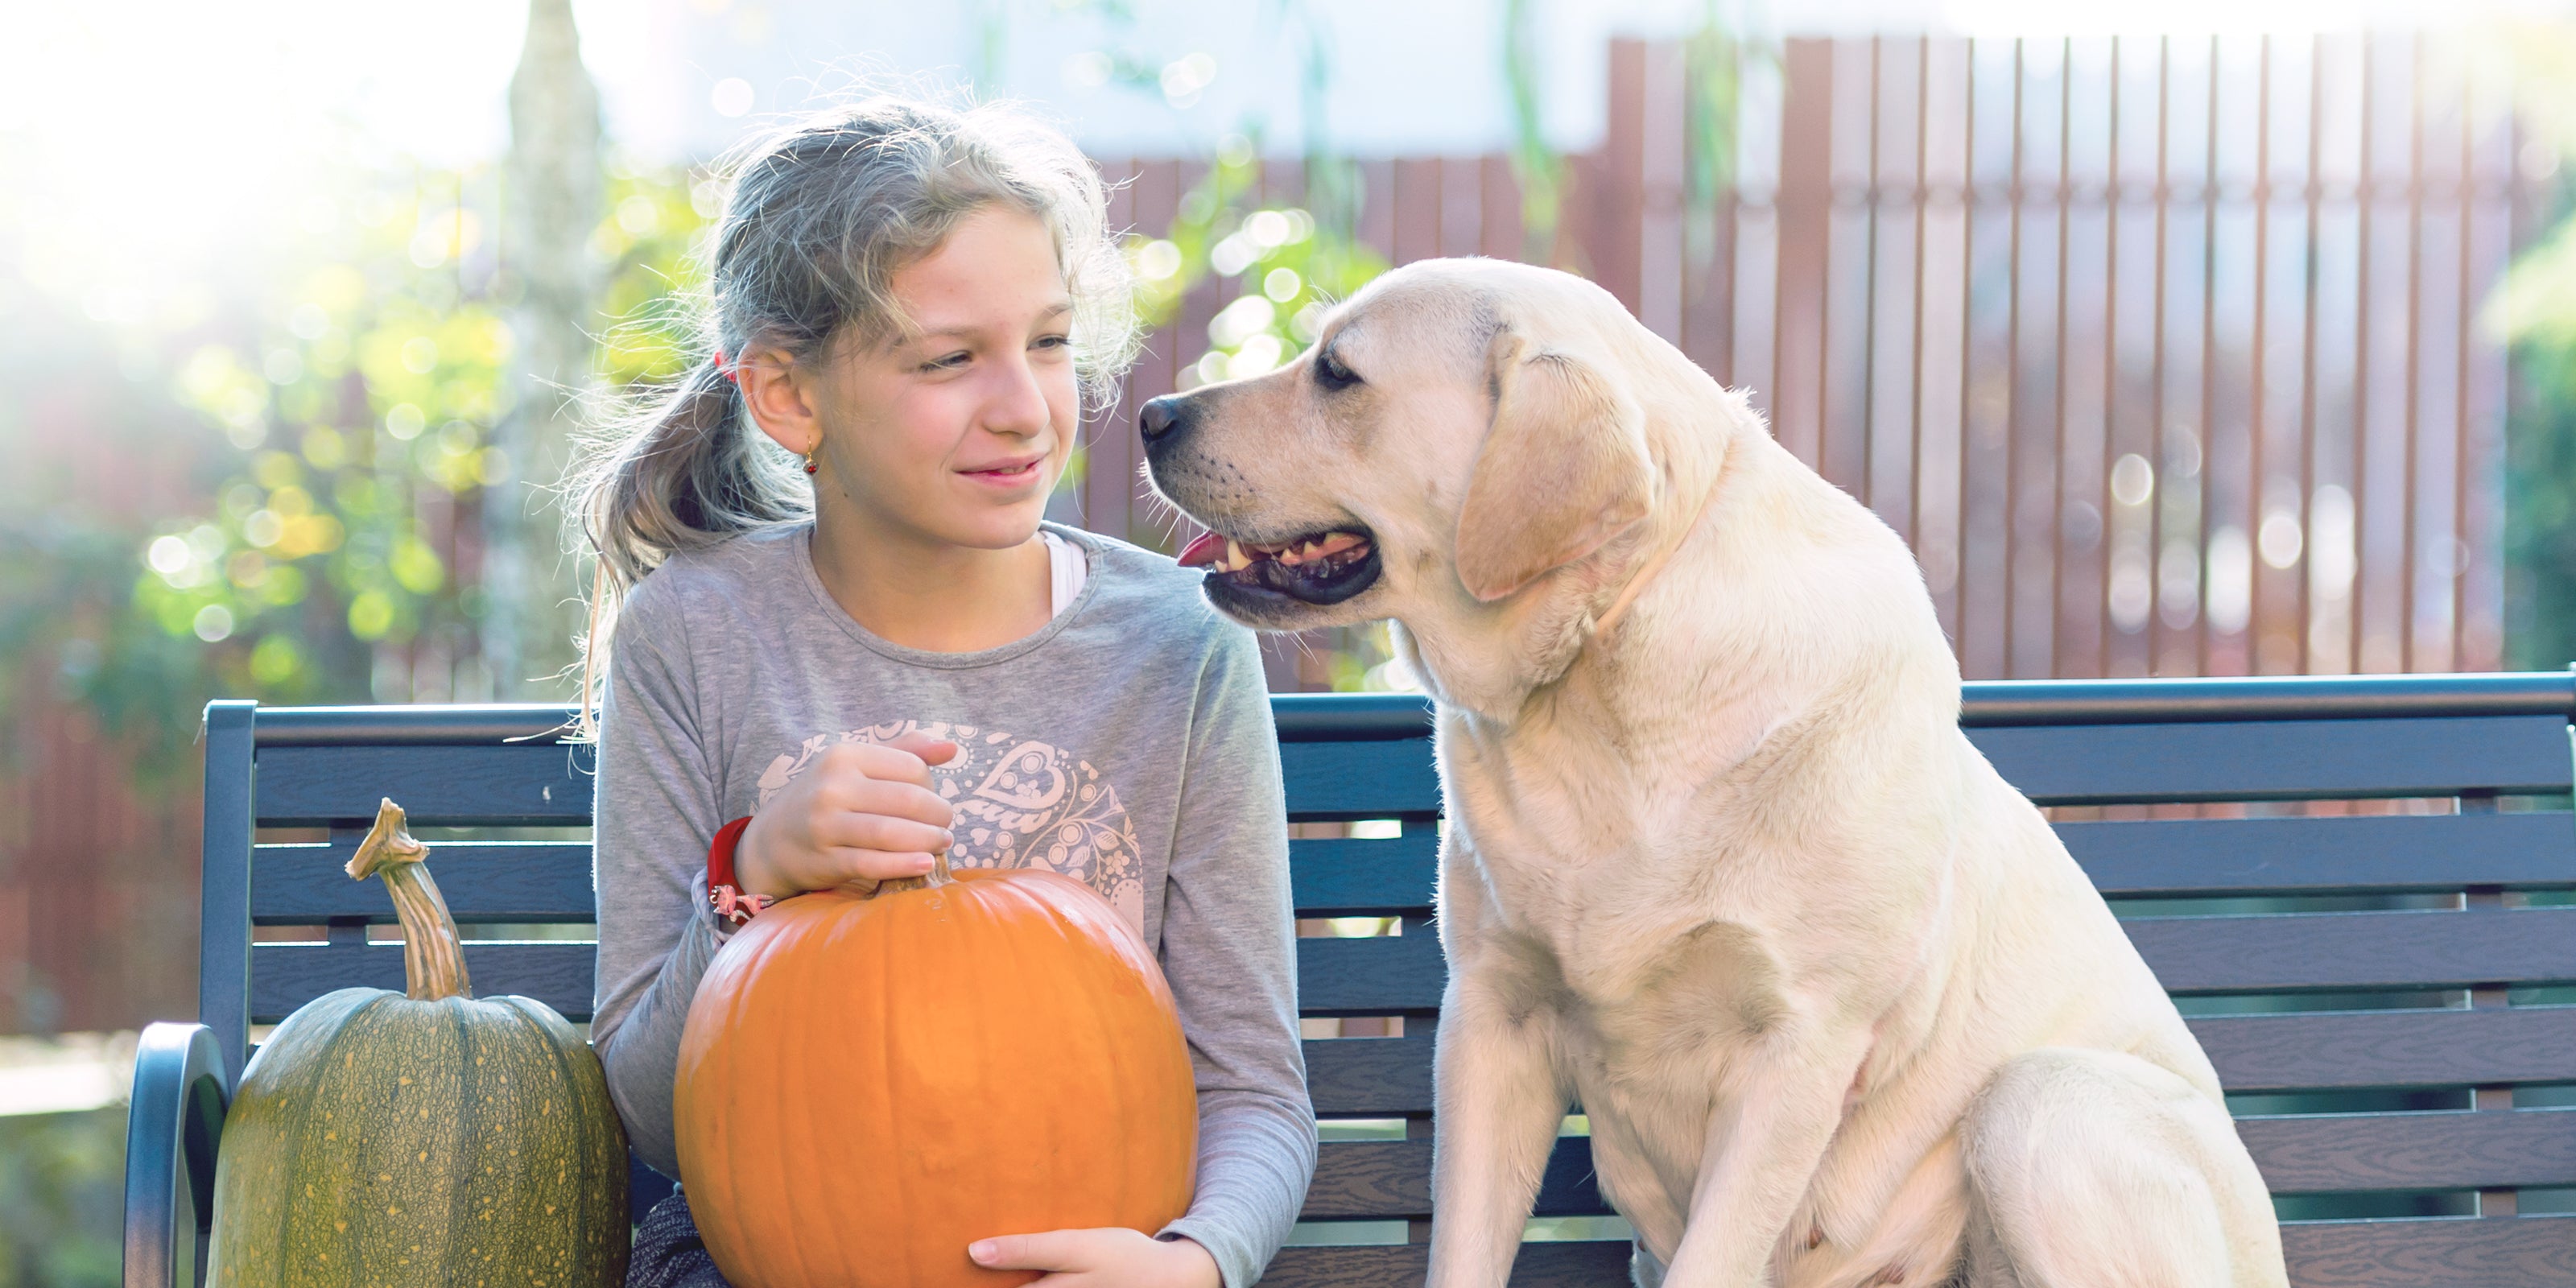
[{"xmin": 1958, "ymin": 1049, "xmax": 2287, "ymax": 1288}]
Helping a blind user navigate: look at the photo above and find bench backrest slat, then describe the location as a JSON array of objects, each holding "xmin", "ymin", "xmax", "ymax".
[
  {"xmin": 253, "ymin": 743, "xmax": 597, "ymax": 828},
  {"xmin": 1965, "ymin": 715, "xmax": 2576, "ymax": 805},
  {"xmin": 250, "ymin": 943, "xmax": 593, "ymax": 1025},
  {"xmin": 1279, "ymin": 740, "xmax": 1443, "ymax": 819},
  {"xmin": 2188, "ymin": 1008, "xmax": 2576, "ymax": 1094},
  {"xmin": 1295, "ymin": 935, "xmax": 1445, "ymax": 1018},
  {"xmin": 252, "ymin": 842, "xmax": 597, "ymax": 923},
  {"xmin": 2128, "ymin": 906, "xmax": 2576, "ymax": 995},
  {"xmin": 242, "ymin": 810, "xmax": 2576, "ymax": 930},
  {"xmin": 1303, "ymin": 1034, "xmax": 1436, "ymax": 1117},
  {"xmin": 1301, "ymin": 1112, "xmax": 2576, "ymax": 1220},
  {"xmin": 2062, "ymin": 811, "xmax": 2576, "ymax": 896},
  {"xmin": 204, "ymin": 673, "xmax": 2576, "ymax": 1283},
  {"xmin": 1287, "ymin": 835, "xmax": 1438, "ymax": 918}
]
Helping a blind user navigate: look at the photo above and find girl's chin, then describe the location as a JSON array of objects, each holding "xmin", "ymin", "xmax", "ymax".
[{"xmin": 947, "ymin": 499, "xmax": 1056, "ymax": 551}]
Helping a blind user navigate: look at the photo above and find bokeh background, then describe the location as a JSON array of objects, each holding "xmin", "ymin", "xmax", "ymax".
[{"xmin": 9, "ymin": 0, "xmax": 2576, "ymax": 1279}]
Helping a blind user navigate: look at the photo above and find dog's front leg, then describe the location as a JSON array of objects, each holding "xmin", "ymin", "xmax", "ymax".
[
  {"xmin": 1425, "ymin": 964, "xmax": 1567, "ymax": 1288},
  {"xmin": 1657, "ymin": 1030, "xmax": 1870, "ymax": 1288}
]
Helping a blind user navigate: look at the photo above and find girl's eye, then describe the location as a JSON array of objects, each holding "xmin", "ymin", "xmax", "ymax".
[
  {"xmin": 1314, "ymin": 346, "xmax": 1359, "ymax": 390},
  {"xmin": 920, "ymin": 350, "xmax": 971, "ymax": 373},
  {"xmin": 1034, "ymin": 333, "xmax": 1071, "ymax": 350}
]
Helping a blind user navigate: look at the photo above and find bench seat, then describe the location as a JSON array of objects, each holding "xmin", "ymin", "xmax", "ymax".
[{"xmin": 125, "ymin": 672, "xmax": 2576, "ymax": 1287}]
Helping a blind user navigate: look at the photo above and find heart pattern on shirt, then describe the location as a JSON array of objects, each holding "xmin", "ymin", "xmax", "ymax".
[{"xmin": 756, "ymin": 720, "xmax": 1145, "ymax": 932}]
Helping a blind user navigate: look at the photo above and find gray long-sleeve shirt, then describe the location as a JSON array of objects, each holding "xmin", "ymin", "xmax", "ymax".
[{"xmin": 589, "ymin": 523, "xmax": 1315, "ymax": 1288}]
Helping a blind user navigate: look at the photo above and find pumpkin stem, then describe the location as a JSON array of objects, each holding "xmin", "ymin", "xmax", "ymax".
[
  {"xmin": 345, "ymin": 799, "xmax": 474, "ymax": 1001},
  {"xmin": 869, "ymin": 848, "xmax": 953, "ymax": 898}
]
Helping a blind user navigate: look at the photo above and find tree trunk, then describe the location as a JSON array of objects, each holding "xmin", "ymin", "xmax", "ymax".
[{"xmin": 489, "ymin": 0, "xmax": 602, "ymax": 699}]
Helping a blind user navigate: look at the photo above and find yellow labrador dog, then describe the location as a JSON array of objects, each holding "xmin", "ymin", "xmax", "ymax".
[{"xmin": 1139, "ymin": 259, "xmax": 2288, "ymax": 1288}]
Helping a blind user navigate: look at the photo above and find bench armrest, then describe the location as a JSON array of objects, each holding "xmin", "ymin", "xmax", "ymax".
[{"xmin": 122, "ymin": 1022, "xmax": 230, "ymax": 1288}]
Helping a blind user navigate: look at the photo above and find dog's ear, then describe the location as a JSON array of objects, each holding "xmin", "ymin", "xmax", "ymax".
[{"xmin": 1453, "ymin": 341, "xmax": 1655, "ymax": 602}]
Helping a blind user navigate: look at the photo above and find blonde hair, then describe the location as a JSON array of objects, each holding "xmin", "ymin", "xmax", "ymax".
[{"xmin": 568, "ymin": 96, "xmax": 1138, "ymax": 726}]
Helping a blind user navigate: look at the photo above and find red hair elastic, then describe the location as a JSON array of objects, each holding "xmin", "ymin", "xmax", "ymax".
[{"xmin": 712, "ymin": 348, "xmax": 739, "ymax": 386}]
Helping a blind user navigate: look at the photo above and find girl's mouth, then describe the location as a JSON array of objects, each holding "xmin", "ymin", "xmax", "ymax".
[{"xmin": 962, "ymin": 459, "xmax": 1042, "ymax": 487}]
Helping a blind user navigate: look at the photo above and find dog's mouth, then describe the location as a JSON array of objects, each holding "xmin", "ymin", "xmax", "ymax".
[{"xmin": 1177, "ymin": 525, "xmax": 1382, "ymax": 605}]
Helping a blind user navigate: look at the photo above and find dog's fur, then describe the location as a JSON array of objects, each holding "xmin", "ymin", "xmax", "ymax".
[{"xmin": 1141, "ymin": 259, "xmax": 2290, "ymax": 1288}]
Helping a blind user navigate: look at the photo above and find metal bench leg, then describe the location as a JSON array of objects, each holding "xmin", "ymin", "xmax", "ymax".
[{"xmin": 122, "ymin": 1022, "xmax": 229, "ymax": 1288}]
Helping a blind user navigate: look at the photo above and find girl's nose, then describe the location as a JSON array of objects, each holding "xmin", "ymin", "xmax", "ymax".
[{"xmin": 982, "ymin": 353, "xmax": 1054, "ymax": 438}]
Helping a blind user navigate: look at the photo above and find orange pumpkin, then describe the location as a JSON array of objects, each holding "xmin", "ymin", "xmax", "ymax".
[{"xmin": 672, "ymin": 857, "xmax": 1198, "ymax": 1288}]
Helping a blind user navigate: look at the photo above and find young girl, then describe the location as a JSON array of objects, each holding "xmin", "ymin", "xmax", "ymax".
[{"xmin": 579, "ymin": 98, "xmax": 1314, "ymax": 1288}]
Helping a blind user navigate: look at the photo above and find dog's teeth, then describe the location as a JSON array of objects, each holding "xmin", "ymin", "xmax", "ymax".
[{"xmin": 1225, "ymin": 539, "xmax": 1249, "ymax": 572}]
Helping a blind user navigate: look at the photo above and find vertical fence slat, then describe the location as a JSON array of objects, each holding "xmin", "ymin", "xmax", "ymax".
[
  {"xmin": 1776, "ymin": 39, "xmax": 1835, "ymax": 471},
  {"xmin": 1480, "ymin": 154, "xmax": 1525, "ymax": 262},
  {"xmin": 2245, "ymin": 35, "xmax": 2277, "ymax": 675},
  {"xmin": 1641, "ymin": 42, "xmax": 1690, "ymax": 343},
  {"xmin": 1394, "ymin": 158, "xmax": 1441, "ymax": 266},
  {"xmin": 2318, "ymin": 32, "xmax": 2339, "ymax": 675}
]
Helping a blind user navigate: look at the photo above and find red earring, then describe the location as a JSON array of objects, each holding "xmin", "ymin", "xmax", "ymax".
[{"xmin": 803, "ymin": 449, "xmax": 819, "ymax": 476}]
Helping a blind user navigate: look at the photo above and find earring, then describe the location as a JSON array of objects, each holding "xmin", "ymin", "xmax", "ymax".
[{"xmin": 803, "ymin": 449, "xmax": 819, "ymax": 476}]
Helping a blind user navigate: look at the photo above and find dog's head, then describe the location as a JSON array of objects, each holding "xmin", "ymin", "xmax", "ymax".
[{"xmin": 1141, "ymin": 259, "xmax": 1670, "ymax": 654}]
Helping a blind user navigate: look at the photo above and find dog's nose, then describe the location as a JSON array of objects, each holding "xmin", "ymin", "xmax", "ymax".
[{"xmin": 1138, "ymin": 394, "xmax": 1185, "ymax": 445}]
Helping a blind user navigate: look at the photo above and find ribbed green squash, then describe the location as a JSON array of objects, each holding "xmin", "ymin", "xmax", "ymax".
[{"xmin": 208, "ymin": 799, "xmax": 630, "ymax": 1288}]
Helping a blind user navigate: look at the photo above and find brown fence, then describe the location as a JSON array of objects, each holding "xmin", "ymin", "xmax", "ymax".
[{"xmin": 1079, "ymin": 31, "xmax": 2540, "ymax": 683}]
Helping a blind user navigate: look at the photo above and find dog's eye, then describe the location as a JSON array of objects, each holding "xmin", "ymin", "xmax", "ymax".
[{"xmin": 1313, "ymin": 346, "xmax": 1360, "ymax": 390}]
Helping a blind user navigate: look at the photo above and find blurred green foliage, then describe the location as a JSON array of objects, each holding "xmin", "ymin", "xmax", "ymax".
[
  {"xmin": 130, "ymin": 162, "xmax": 713, "ymax": 704},
  {"xmin": 2497, "ymin": 291, "xmax": 2576, "ymax": 670},
  {"xmin": 0, "ymin": 1108, "xmax": 122, "ymax": 1288},
  {"xmin": 1502, "ymin": 0, "xmax": 1565, "ymax": 264},
  {"xmin": 0, "ymin": 159, "xmax": 716, "ymax": 766},
  {"xmin": 2489, "ymin": 28, "xmax": 2576, "ymax": 671},
  {"xmin": 1125, "ymin": 138, "xmax": 1389, "ymax": 390},
  {"xmin": 593, "ymin": 164, "xmax": 721, "ymax": 388},
  {"xmin": 1117, "ymin": 147, "xmax": 1434, "ymax": 693}
]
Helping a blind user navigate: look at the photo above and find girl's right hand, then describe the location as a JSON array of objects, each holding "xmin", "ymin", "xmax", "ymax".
[{"xmin": 734, "ymin": 733, "xmax": 960, "ymax": 900}]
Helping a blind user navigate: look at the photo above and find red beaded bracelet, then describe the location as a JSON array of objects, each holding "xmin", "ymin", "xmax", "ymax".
[{"xmin": 706, "ymin": 816, "xmax": 770, "ymax": 926}]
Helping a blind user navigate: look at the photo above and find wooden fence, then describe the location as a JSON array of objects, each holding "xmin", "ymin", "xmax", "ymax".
[{"xmin": 1075, "ymin": 31, "xmax": 2541, "ymax": 684}]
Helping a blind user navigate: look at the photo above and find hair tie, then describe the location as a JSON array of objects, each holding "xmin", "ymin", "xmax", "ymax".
[{"xmin": 712, "ymin": 349, "xmax": 739, "ymax": 386}]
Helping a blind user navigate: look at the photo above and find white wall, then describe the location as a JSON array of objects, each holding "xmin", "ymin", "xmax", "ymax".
[{"xmin": 587, "ymin": 0, "xmax": 2521, "ymax": 163}]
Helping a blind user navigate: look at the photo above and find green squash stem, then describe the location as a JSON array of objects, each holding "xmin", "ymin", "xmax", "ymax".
[{"xmin": 345, "ymin": 798, "xmax": 473, "ymax": 1001}]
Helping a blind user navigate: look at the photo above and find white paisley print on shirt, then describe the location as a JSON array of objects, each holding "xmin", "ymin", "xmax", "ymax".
[{"xmin": 755, "ymin": 720, "xmax": 1146, "ymax": 932}]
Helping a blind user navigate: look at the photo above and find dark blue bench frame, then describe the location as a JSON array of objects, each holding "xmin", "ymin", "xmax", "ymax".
[{"xmin": 127, "ymin": 673, "xmax": 2576, "ymax": 1288}]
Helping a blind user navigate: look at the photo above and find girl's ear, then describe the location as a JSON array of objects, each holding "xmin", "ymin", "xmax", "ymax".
[{"xmin": 734, "ymin": 343, "xmax": 824, "ymax": 457}]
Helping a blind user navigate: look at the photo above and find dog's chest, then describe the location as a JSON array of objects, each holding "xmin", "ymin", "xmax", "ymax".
[
  {"xmin": 1521, "ymin": 914, "xmax": 1794, "ymax": 1237},
  {"xmin": 1553, "ymin": 913, "xmax": 1792, "ymax": 1075}
]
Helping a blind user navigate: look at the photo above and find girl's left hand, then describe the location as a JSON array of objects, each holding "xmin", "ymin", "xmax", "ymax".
[{"xmin": 967, "ymin": 1228, "xmax": 1220, "ymax": 1288}]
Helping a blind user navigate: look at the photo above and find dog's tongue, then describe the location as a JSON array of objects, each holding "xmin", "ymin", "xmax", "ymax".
[{"xmin": 1178, "ymin": 530, "xmax": 1224, "ymax": 568}]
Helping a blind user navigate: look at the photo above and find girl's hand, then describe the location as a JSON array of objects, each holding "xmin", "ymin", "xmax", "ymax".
[
  {"xmin": 968, "ymin": 1228, "xmax": 1220, "ymax": 1288},
  {"xmin": 734, "ymin": 733, "xmax": 959, "ymax": 899}
]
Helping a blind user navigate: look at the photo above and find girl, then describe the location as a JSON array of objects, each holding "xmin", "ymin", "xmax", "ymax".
[{"xmin": 579, "ymin": 98, "xmax": 1314, "ymax": 1288}]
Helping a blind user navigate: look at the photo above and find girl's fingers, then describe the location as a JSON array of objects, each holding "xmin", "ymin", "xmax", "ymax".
[
  {"xmin": 884, "ymin": 732, "xmax": 960, "ymax": 767},
  {"xmin": 816, "ymin": 811, "xmax": 952, "ymax": 857},
  {"xmin": 813, "ymin": 741, "xmax": 938, "ymax": 790},
  {"xmin": 967, "ymin": 1230, "xmax": 1104, "ymax": 1273},
  {"xmin": 823, "ymin": 778, "xmax": 955, "ymax": 830},
  {"xmin": 822, "ymin": 848, "xmax": 939, "ymax": 885}
]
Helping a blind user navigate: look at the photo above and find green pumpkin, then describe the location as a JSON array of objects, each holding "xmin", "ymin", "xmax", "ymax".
[{"xmin": 208, "ymin": 799, "xmax": 630, "ymax": 1288}]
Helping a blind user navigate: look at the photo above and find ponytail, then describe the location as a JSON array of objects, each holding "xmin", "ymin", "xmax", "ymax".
[
  {"xmin": 569, "ymin": 357, "xmax": 810, "ymax": 734},
  {"xmin": 582, "ymin": 359, "xmax": 808, "ymax": 592}
]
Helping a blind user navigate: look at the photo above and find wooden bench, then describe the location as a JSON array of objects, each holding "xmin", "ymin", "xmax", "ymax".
[{"xmin": 124, "ymin": 673, "xmax": 2576, "ymax": 1287}]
